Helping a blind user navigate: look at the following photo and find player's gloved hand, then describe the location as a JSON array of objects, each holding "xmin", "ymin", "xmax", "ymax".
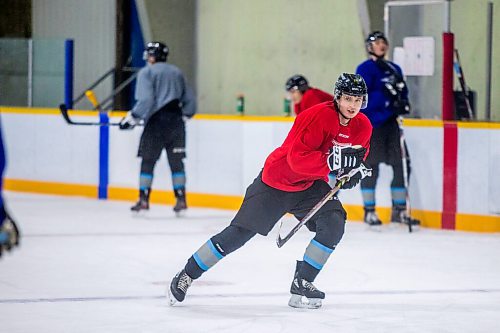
[
  {"xmin": 328, "ymin": 146, "xmax": 366, "ymax": 171},
  {"xmin": 338, "ymin": 161, "xmax": 371, "ymax": 190},
  {"xmin": 338, "ymin": 168, "xmax": 362, "ymax": 189},
  {"xmin": 392, "ymin": 98, "xmax": 411, "ymax": 115},
  {"xmin": 119, "ymin": 112, "xmax": 139, "ymax": 130},
  {"xmin": 0, "ymin": 208, "xmax": 20, "ymax": 258}
]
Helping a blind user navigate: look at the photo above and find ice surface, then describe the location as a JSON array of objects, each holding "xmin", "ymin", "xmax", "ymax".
[{"xmin": 1, "ymin": 192, "xmax": 499, "ymax": 333}]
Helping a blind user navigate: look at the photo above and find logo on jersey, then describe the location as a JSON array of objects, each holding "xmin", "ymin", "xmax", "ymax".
[
  {"xmin": 338, "ymin": 133, "xmax": 350, "ymax": 139},
  {"xmin": 331, "ymin": 139, "xmax": 352, "ymax": 147}
]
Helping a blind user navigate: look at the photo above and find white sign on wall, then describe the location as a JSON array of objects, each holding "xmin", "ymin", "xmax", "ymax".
[{"xmin": 402, "ymin": 36, "xmax": 435, "ymax": 76}]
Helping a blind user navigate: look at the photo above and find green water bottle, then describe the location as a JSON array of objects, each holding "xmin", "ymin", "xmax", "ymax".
[
  {"xmin": 236, "ymin": 94, "xmax": 245, "ymax": 114},
  {"xmin": 283, "ymin": 98, "xmax": 291, "ymax": 116}
]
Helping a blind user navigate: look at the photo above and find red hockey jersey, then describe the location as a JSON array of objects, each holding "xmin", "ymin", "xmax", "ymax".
[
  {"xmin": 294, "ymin": 87, "xmax": 333, "ymax": 116},
  {"xmin": 262, "ymin": 101, "xmax": 372, "ymax": 192}
]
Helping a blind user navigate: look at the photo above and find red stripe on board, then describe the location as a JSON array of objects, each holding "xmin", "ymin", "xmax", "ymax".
[
  {"xmin": 442, "ymin": 33, "xmax": 455, "ymax": 120},
  {"xmin": 442, "ymin": 123, "xmax": 458, "ymax": 229}
]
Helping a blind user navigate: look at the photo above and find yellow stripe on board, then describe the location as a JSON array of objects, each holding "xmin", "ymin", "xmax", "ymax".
[
  {"xmin": 4, "ymin": 179, "xmax": 97, "ymax": 198},
  {"xmin": 2, "ymin": 106, "xmax": 500, "ymax": 128},
  {"xmin": 456, "ymin": 213, "xmax": 500, "ymax": 232},
  {"xmin": 457, "ymin": 122, "xmax": 500, "ymax": 129},
  {"xmin": 107, "ymin": 186, "xmax": 243, "ymax": 210},
  {"xmin": 402, "ymin": 118, "xmax": 443, "ymax": 127},
  {"xmin": 5, "ymin": 178, "xmax": 499, "ymax": 232},
  {"xmin": 192, "ymin": 114, "xmax": 295, "ymax": 122},
  {"xmin": 0, "ymin": 106, "xmax": 61, "ymax": 115},
  {"xmin": 343, "ymin": 205, "xmax": 442, "ymax": 229}
]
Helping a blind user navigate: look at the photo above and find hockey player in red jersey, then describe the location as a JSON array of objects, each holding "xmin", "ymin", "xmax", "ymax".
[
  {"xmin": 168, "ymin": 73, "xmax": 372, "ymax": 309},
  {"xmin": 286, "ymin": 75, "xmax": 333, "ymax": 116}
]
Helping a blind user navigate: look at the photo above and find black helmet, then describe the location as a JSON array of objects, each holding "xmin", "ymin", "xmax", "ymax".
[
  {"xmin": 334, "ymin": 73, "xmax": 368, "ymax": 109},
  {"xmin": 285, "ymin": 75, "xmax": 309, "ymax": 93},
  {"xmin": 366, "ymin": 31, "xmax": 388, "ymax": 45},
  {"xmin": 143, "ymin": 41, "xmax": 169, "ymax": 62}
]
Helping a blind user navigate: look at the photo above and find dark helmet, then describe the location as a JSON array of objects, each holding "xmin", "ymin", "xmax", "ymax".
[
  {"xmin": 143, "ymin": 41, "xmax": 169, "ymax": 62},
  {"xmin": 334, "ymin": 73, "xmax": 368, "ymax": 109},
  {"xmin": 285, "ymin": 75, "xmax": 309, "ymax": 93},
  {"xmin": 366, "ymin": 31, "xmax": 388, "ymax": 45},
  {"xmin": 365, "ymin": 31, "xmax": 388, "ymax": 55}
]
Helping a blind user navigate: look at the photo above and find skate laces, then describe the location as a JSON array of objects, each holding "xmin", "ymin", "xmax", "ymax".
[
  {"xmin": 177, "ymin": 272, "xmax": 192, "ymax": 293},
  {"xmin": 366, "ymin": 211, "xmax": 379, "ymax": 222},
  {"xmin": 302, "ymin": 280, "xmax": 318, "ymax": 292}
]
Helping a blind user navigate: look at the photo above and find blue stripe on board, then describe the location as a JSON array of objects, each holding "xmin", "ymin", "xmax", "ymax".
[
  {"xmin": 98, "ymin": 113, "xmax": 109, "ymax": 199},
  {"xmin": 64, "ymin": 39, "xmax": 74, "ymax": 109}
]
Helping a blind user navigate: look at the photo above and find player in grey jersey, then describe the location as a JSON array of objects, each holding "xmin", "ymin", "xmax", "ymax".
[{"xmin": 119, "ymin": 42, "xmax": 196, "ymax": 215}]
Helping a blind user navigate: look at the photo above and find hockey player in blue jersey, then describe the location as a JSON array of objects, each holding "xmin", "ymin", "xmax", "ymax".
[
  {"xmin": 356, "ymin": 31, "xmax": 419, "ymax": 227},
  {"xmin": 0, "ymin": 116, "xmax": 20, "ymax": 258}
]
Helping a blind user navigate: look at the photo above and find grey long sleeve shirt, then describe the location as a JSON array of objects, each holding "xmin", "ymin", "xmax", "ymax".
[{"xmin": 130, "ymin": 62, "xmax": 196, "ymax": 121}]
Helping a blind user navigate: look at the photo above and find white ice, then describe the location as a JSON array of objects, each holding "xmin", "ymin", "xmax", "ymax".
[{"xmin": 1, "ymin": 192, "xmax": 500, "ymax": 333}]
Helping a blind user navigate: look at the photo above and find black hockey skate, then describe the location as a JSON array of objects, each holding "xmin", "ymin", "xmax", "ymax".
[
  {"xmin": 173, "ymin": 189, "xmax": 187, "ymax": 216},
  {"xmin": 364, "ymin": 209, "xmax": 382, "ymax": 229},
  {"xmin": 131, "ymin": 190, "xmax": 150, "ymax": 212},
  {"xmin": 289, "ymin": 261, "xmax": 325, "ymax": 309},
  {"xmin": 391, "ymin": 207, "xmax": 420, "ymax": 226},
  {"xmin": 167, "ymin": 269, "xmax": 193, "ymax": 306},
  {"xmin": 0, "ymin": 212, "xmax": 21, "ymax": 258}
]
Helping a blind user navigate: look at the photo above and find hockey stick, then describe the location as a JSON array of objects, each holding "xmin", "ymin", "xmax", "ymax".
[
  {"xmin": 276, "ymin": 163, "xmax": 372, "ymax": 248},
  {"xmin": 453, "ymin": 49, "xmax": 474, "ymax": 119},
  {"xmin": 397, "ymin": 117, "xmax": 417, "ymax": 233},
  {"xmin": 58, "ymin": 103, "xmax": 122, "ymax": 126}
]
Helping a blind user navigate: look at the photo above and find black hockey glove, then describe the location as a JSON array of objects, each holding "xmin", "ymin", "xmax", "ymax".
[
  {"xmin": 340, "ymin": 169, "xmax": 362, "ymax": 189},
  {"xmin": 119, "ymin": 112, "xmax": 139, "ymax": 130},
  {"xmin": 391, "ymin": 98, "xmax": 411, "ymax": 115},
  {"xmin": 338, "ymin": 161, "xmax": 371, "ymax": 190},
  {"xmin": 328, "ymin": 146, "xmax": 366, "ymax": 171}
]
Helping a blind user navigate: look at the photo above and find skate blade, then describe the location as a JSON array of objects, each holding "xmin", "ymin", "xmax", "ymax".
[
  {"xmin": 288, "ymin": 294, "xmax": 322, "ymax": 309},
  {"xmin": 174, "ymin": 210, "xmax": 187, "ymax": 218},
  {"xmin": 406, "ymin": 224, "xmax": 420, "ymax": 232},
  {"xmin": 366, "ymin": 224, "xmax": 382, "ymax": 232},
  {"xmin": 131, "ymin": 210, "xmax": 149, "ymax": 218},
  {"xmin": 394, "ymin": 220, "xmax": 421, "ymax": 231},
  {"xmin": 166, "ymin": 286, "xmax": 177, "ymax": 306}
]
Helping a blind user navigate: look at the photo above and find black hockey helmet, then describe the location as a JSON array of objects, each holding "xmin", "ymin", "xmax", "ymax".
[
  {"xmin": 334, "ymin": 73, "xmax": 368, "ymax": 109},
  {"xmin": 366, "ymin": 31, "xmax": 388, "ymax": 45},
  {"xmin": 285, "ymin": 75, "xmax": 309, "ymax": 93},
  {"xmin": 143, "ymin": 41, "xmax": 169, "ymax": 62},
  {"xmin": 365, "ymin": 31, "xmax": 388, "ymax": 55}
]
